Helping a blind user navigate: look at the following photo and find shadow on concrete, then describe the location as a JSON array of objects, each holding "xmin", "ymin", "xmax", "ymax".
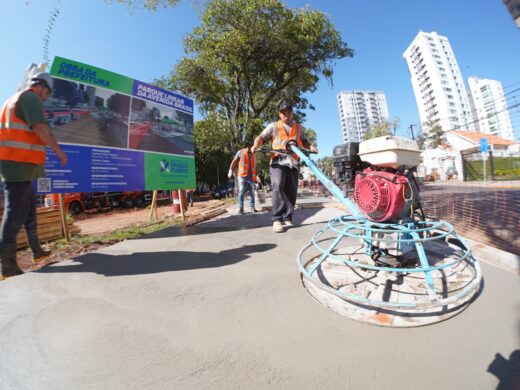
[
  {"xmin": 36, "ymin": 243, "xmax": 276, "ymax": 277},
  {"xmin": 141, "ymin": 207, "xmax": 323, "ymax": 240},
  {"xmin": 488, "ymin": 349, "xmax": 520, "ymax": 390}
]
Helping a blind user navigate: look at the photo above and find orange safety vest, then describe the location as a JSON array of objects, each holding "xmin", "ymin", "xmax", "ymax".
[
  {"xmin": 238, "ymin": 148, "xmax": 257, "ymax": 181},
  {"xmin": 270, "ymin": 120, "xmax": 303, "ymax": 161},
  {"xmin": 0, "ymin": 91, "xmax": 46, "ymax": 165}
]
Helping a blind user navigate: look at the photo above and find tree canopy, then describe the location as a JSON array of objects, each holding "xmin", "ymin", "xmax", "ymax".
[
  {"xmin": 419, "ymin": 119, "xmax": 447, "ymax": 149},
  {"xmin": 158, "ymin": 0, "xmax": 353, "ymax": 154},
  {"xmin": 363, "ymin": 117, "xmax": 399, "ymax": 140},
  {"xmin": 107, "ymin": 0, "xmax": 183, "ymax": 11}
]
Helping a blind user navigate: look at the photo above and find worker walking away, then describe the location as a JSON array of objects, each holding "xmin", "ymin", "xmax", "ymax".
[
  {"xmin": 186, "ymin": 188, "xmax": 195, "ymax": 207},
  {"xmin": 0, "ymin": 72, "xmax": 68, "ymax": 280},
  {"xmin": 251, "ymin": 101, "xmax": 317, "ymax": 233},
  {"xmin": 228, "ymin": 141, "xmax": 259, "ymax": 214}
]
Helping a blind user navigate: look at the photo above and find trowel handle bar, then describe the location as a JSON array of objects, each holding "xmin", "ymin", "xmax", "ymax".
[{"xmin": 287, "ymin": 144, "xmax": 365, "ymax": 221}]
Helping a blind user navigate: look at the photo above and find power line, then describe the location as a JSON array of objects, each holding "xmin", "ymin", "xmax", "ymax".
[
  {"xmin": 503, "ymin": 81, "xmax": 520, "ymax": 90},
  {"xmin": 447, "ymin": 102, "xmax": 520, "ymax": 133},
  {"xmin": 469, "ymin": 87, "xmax": 520, "ymax": 117}
]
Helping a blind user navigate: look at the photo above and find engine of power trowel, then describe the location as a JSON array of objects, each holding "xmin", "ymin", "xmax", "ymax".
[{"xmin": 332, "ymin": 136, "xmax": 422, "ymax": 223}]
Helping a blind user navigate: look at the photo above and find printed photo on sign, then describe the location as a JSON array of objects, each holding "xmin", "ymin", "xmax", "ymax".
[
  {"xmin": 44, "ymin": 78, "xmax": 130, "ymax": 149},
  {"xmin": 129, "ymin": 97, "xmax": 194, "ymax": 156}
]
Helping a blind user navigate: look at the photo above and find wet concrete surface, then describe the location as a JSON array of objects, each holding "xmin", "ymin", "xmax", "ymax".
[{"xmin": 0, "ymin": 206, "xmax": 519, "ymax": 389}]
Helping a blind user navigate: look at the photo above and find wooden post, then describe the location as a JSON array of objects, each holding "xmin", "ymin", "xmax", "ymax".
[
  {"xmin": 178, "ymin": 189, "xmax": 185, "ymax": 222},
  {"xmin": 58, "ymin": 193, "xmax": 70, "ymax": 242},
  {"xmin": 149, "ymin": 190, "xmax": 158, "ymax": 221}
]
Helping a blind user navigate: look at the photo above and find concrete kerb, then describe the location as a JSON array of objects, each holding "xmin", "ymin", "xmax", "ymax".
[{"xmin": 466, "ymin": 238, "xmax": 520, "ymax": 276}]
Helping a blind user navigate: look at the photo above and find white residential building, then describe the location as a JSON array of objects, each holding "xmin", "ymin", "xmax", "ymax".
[
  {"xmin": 337, "ymin": 90, "xmax": 389, "ymax": 143},
  {"xmin": 467, "ymin": 77, "xmax": 515, "ymax": 141},
  {"xmin": 403, "ymin": 31, "xmax": 475, "ymax": 134}
]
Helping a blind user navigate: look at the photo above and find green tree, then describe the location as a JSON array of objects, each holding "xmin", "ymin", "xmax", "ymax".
[
  {"xmin": 158, "ymin": 0, "xmax": 352, "ymax": 154},
  {"xmin": 363, "ymin": 117, "xmax": 400, "ymax": 140},
  {"xmin": 422, "ymin": 119, "xmax": 446, "ymax": 149},
  {"xmin": 303, "ymin": 127, "xmax": 317, "ymax": 147},
  {"xmin": 317, "ymin": 156, "xmax": 333, "ymax": 177},
  {"xmin": 107, "ymin": 0, "xmax": 182, "ymax": 11},
  {"xmin": 363, "ymin": 120, "xmax": 392, "ymax": 140}
]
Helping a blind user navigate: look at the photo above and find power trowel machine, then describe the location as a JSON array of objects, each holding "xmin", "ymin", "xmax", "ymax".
[{"xmin": 279, "ymin": 136, "xmax": 482, "ymax": 327}]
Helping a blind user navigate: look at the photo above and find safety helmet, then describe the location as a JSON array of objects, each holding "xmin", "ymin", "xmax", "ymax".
[{"xmin": 30, "ymin": 72, "xmax": 53, "ymax": 92}]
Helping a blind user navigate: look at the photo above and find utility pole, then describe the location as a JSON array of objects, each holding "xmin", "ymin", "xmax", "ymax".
[{"xmin": 409, "ymin": 124, "xmax": 416, "ymax": 140}]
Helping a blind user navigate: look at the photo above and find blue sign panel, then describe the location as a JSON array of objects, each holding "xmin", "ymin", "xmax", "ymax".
[
  {"xmin": 37, "ymin": 144, "xmax": 145, "ymax": 193},
  {"xmin": 479, "ymin": 137, "xmax": 489, "ymax": 152}
]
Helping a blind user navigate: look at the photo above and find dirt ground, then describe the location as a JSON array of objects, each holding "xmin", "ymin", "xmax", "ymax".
[{"xmin": 16, "ymin": 196, "xmax": 231, "ymax": 272}]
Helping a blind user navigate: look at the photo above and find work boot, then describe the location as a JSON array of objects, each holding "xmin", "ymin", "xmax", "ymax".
[
  {"xmin": 26, "ymin": 229, "xmax": 52, "ymax": 264},
  {"xmin": 33, "ymin": 250, "xmax": 52, "ymax": 264},
  {"xmin": 0, "ymin": 243, "xmax": 24, "ymax": 279},
  {"xmin": 272, "ymin": 221, "xmax": 284, "ymax": 233},
  {"xmin": 239, "ymin": 208, "xmax": 245, "ymax": 215}
]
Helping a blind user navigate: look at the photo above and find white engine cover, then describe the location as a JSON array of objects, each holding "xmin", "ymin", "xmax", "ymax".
[{"xmin": 358, "ymin": 135, "xmax": 421, "ymax": 169}]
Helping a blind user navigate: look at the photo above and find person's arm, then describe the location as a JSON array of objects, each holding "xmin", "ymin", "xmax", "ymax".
[
  {"xmin": 301, "ymin": 130, "xmax": 318, "ymax": 154},
  {"xmin": 251, "ymin": 136, "xmax": 264, "ymax": 154},
  {"xmin": 33, "ymin": 123, "xmax": 68, "ymax": 166},
  {"xmin": 251, "ymin": 124, "xmax": 273, "ymax": 153},
  {"xmin": 228, "ymin": 155, "xmax": 239, "ymax": 178}
]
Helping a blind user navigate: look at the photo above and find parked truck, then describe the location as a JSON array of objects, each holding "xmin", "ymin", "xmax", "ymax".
[{"xmin": 44, "ymin": 190, "xmax": 171, "ymax": 215}]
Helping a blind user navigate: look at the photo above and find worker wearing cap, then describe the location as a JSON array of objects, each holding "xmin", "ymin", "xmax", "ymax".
[
  {"xmin": 251, "ymin": 101, "xmax": 317, "ymax": 233},
  {"xmin": 0, "ymin": 72, "xmax": 68, "ymax": 279},
  {"xmin": 228, "ymin": 141, "xmax": 259, "ymax": 214}
]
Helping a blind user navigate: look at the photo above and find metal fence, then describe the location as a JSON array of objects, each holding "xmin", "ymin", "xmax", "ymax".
[
  {"xmin": 462, "ymin": 150, "xmax": 520, "ymax": 181},
  {"xmin": 295, "ymin": 178, "xmax": 520, "ymax": 256},
  {"xmin": 419, "ymin": 182, "xmax": 520, "ymax": 255}
]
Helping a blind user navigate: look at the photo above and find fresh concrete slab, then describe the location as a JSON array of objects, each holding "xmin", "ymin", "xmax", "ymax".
[{"xmin": 0, "ymin": 207, "xmax": 519, "ymax": 390}]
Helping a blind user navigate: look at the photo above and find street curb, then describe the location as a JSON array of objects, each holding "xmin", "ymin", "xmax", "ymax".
[{"xmin": 466, "ymin": 238, "xmax": 519, "ymax": 276}]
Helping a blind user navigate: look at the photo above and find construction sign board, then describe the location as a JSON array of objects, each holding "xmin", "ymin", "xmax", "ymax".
[{"xmin": 36, "ymin": 56, "xmax": 195, "ymax": 193}]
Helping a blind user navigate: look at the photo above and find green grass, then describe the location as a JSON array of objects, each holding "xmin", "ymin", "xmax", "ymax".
[{"xmin": 50, "ymin": 216, "xmax": 184, "ymax": 253}]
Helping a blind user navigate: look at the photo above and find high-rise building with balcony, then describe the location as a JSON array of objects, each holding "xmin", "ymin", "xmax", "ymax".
[
  {"xmin": 337, "ymin": 90, "xmax": 389, "ymax": 143},
  {"xmin": 403, "ymin": 31, "xmax": 475, "ymax": 134},
  {"xmin": 467, "ymin": 77, "xmax": 514, "ymax": 141}
]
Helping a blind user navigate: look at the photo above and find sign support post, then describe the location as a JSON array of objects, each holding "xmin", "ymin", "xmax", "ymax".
[
  {"xmin": 149, "ymin": 190, "xmax": 158, "ymax": 221},
  {"xmin": 479, "ymin": 138, "xmax": 489, "ymax": 182},
  {"xmin": 58, "ymin": 193, "xmax": 70, "ymax": 242},
  {"xmin": 178, "ymin": 190, "xmax": 185, "ymax": 222}
]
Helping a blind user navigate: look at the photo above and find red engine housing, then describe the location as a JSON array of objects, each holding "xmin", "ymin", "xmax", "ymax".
[{"xmin": 354, "ymin": 168, "xmax": 408, "ymax": 222}]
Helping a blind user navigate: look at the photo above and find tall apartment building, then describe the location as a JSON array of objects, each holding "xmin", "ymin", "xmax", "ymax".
[
  {"xmin": 337, "ymin": 90, "xmax": 389, "ymax": 143},
  {"xmin": 403, "ymin": 31, "xmax": 475, "ymax": 134},
  {"xmin": 467, "ymin": 77, "xmax": 514, "ymax": 141}
]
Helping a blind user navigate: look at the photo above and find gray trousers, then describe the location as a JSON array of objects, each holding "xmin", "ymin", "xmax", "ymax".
[
  {"xmin": 0, "ymin": 181, "xmax": 44, "ymax": 276},
  {"xmin": 269, "ymin": 164, "xmax": 298, "ymax": 222}
]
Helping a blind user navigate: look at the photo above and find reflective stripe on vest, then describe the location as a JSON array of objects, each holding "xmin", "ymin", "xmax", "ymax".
[
  {"xmin": 270, "ymin": 120, "xmax": 302, "ymax": 161},
  {"xmin": 0, "ymin": 91, "xmax": 46, "ymax": 164},
  {"xmin": 238, "ymin": 149, "xmax": 257, "ymax": 181}
]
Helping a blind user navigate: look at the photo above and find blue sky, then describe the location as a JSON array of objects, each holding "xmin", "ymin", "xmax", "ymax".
[{"xmin": 2, "ymin": 0, "xmax": 519, "ymax": 158}]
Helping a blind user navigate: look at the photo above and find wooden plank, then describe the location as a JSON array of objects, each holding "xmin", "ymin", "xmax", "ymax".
[{"xmin": 0, "ymin": 207, "xmax": 77, "ymax": 249}]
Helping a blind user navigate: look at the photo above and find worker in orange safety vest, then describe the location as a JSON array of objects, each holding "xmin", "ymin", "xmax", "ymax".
[
  {"xmin": 251, "ymin": 101, "xmax": 317, "ymax": 233},
  {"xmin": 228, "ymin": 141, "xmax": 259, "ymax": 214},
  {"xmin": 0, "ymin": 72, "xmax": 68, "ymax": 279}
]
